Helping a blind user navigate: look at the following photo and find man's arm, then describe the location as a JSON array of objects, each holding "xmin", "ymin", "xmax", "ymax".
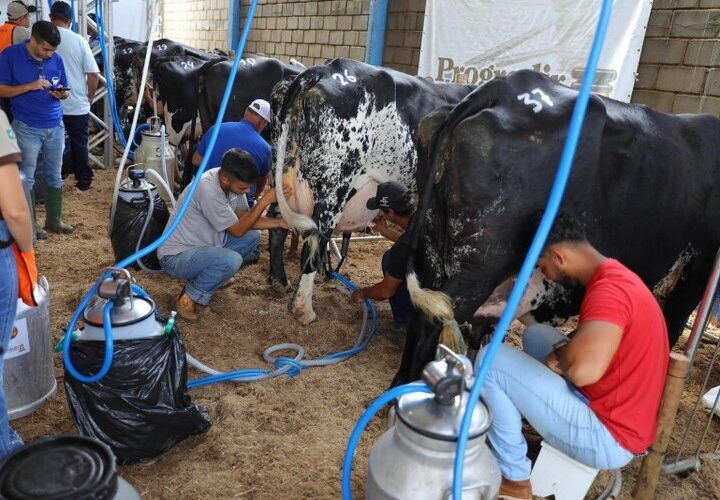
[
  {"xmin": 192, "ymin": 150, "xmax": 202, "ymax": 168},
  {"xmin": 547, "ymin": 320, "xmax": 623, "ymax": 386},
  {"xmin": 351, "ymin": 274, "xmax": 403, "ymax": 304},
  {"xmin": 86, "ymin": 73, "xmax": 99, "ymax": 103},
  {"xmin": 0, "ymin": 80, "xmax": 51, "ymax": 98},
  {"xmin": 226, "ymin": 185, "xmax": 291, "ymax": 237},
  {"xmin": 0, "ymin": 165, "xmax": 33, "ymax": 252}
]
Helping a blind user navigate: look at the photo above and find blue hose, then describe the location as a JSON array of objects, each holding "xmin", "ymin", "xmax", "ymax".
[
  {"xmin": 450, "ymin": 2, "xmax": 614, "ymax": 498},
  {"xmin": 187, "ymin": 272, "xmax": 377, "ymax": 389},
  {"xmin": 63, "ymin": 0, "xmax": 260, "ymax": 383},
  {"xmin": 133, "ymin": 123, "xmax": 150, "ymax": 148},
  {"xmin": 341, "ymin": 383, "xmax": 433, "ymax": 499}
]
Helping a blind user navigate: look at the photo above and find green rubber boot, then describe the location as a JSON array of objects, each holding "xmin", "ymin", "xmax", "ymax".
[
  {"xmin": 44, "ymin": 187, "xmax": 74, "ymax": 234},
  {"xmin": 30, "ymin": 190, "xmax": 48, "ymax": 240}
]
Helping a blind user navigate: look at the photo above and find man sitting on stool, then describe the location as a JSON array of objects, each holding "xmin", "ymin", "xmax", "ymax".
[
  {"xmin": 480, "ymin": 213, "xmax": 669, "ymax": 500},
  {"xmin": 158, "ymin": 148, "xmax": 289, "ymax": 322},
  {"xmin": 351, "ymin": 181, "xmax": 419, "ymax": 339}
]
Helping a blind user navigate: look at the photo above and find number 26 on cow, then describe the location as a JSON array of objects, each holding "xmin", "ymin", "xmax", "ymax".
[{"xmin": 332, "ymin": 70, "xmax": 357, "ymax": 86}]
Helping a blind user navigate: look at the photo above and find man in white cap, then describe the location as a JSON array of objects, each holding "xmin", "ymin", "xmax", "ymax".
[
  {"xmin": 0, "ymin": 1, "xmax": 36, "ymax": 52},
  {"xmin": 192, "ymin": 98, "xmax": 272, "ymax": 206}
]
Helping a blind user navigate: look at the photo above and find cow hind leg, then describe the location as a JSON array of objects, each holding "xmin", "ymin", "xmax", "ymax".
[
  {"xmin": 267, "ymin": 203, "xmax": 290, "ymax": 295},
  {"xmin": 391, "ymin": 315, "xmax": 442, "ymax": 387},
  {"xmin": 662, "ymin": 251, "xmax": 716, "ymax": 346}
]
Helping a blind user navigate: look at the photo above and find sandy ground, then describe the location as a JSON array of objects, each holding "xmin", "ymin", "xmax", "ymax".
[{"xmin": 10, "ymin": 166, "xmax": 720, "ymax": 499}]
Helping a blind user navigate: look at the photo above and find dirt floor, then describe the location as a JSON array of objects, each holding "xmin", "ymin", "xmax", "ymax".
[{"xmin": 11, "ymin": 166, "xmax": 720, "ymax": 499}]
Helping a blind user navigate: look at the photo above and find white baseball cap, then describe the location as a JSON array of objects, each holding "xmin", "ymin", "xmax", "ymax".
[{"xmin": 248, "ymin": 99, "xmax": 272, "ymax": 123}]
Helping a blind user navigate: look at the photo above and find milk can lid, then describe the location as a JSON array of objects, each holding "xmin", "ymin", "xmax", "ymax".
[
  {"xmin": 84, "ymin": 295, "xmax": 156, "ymax": 327},
  {"xmin": 0, "ymin": 436, "xmax": 118, "ymax": 499},
  {"xmin": 395, "ymin": 390, "xmax": 492, "ymax": 442}
]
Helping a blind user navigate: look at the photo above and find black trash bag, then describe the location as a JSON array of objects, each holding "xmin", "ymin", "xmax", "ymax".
[
  {"xmin": 64, "ymin": 318, "xmax": 211, "ymax": 464},
  {"xmin": 110, "ymin": 191, "xmax": 169, "ymax": 270}
]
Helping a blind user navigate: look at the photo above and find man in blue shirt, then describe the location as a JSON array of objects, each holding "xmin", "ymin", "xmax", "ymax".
[
  {"xmin": 0, "ymin": 21, "xmax": 73, "ymax": 239},
  {"xmin": 192, "ymin": 98, "xmax": 272, "ymax": 206}
]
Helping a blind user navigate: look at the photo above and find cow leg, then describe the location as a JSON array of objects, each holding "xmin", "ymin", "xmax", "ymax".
[
  {"xmin": 391, "ymin": 313, "xmax": 442, "ymax": 387},
  {"xmin": 267, "ymin": 202, "xmax": 290, "ymax": 294},
  {"xmin": 289, "ymin": 237, "xmax": 327, "ymax": 325},
  {"xmin": 662, "ymin": 249, "xmax": 715, "ymax": 346}
]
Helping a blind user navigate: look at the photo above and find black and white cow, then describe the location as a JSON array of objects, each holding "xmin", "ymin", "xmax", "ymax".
[
  {"xmin": 392, "ymin": 69, "xmax": 720, "ymax": 385},
  {"xmin": 272, "ymin": 58, "xmax": 475, "ymax": 325}
]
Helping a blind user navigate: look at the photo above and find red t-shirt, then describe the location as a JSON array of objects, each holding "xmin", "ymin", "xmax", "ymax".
[{"xmin": 578, "ymin": 259, "xmax": 669, "ymax": 454}]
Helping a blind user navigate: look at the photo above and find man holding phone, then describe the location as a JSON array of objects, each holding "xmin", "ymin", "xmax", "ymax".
[{"xmin": 0, "ymin": 21, "xmax": 73, "ymax": 239}]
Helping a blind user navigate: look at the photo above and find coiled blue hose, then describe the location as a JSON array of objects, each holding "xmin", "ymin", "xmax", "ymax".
[
  {"xmin": 451, "ymin": 2, "xmax": 614, "ymax": 498},
  {"xmin": 341, "ymin": 383, "xmax": 433, "ymax": 499},
  {"xmin": 187, "ymin": 272, "xmax": 377, "ymax": 389},
  {"xmin": 63, "ymin": 0, "xmax": 260, "ymax": 383}
]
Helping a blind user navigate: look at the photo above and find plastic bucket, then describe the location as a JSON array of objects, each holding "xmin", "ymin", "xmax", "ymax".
[
  {"xmin": 530, "ymin": 440, "xmax": 599, "ymax": 500},
  {"xmin": 4, "ymin": 276, "xmax": 56, "ymax": 420},
  {"xmin": 0, "ymin": 435, "xmax": 140, "ymax": 499}
]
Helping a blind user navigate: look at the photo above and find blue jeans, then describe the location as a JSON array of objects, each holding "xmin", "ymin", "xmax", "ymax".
[
  {"xmin": 478, "ymin": 324, "xmax": 634, "ymax": 480},
  {"xmin": 159, "ymin": 230, "xmax": 261, "ymax": 305},
  {"xmin": 0, "ymin": 221, "xmax": 24, "ymax": 459},
  {"xmin": 381, "ymin": 250, "xmax": 411, "ymax": 326},
  {"xmin": 12, "ymin": 120, "xmax": 65, "ymax": 191}
]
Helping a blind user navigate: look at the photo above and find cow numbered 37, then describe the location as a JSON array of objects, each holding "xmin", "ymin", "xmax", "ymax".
[{"xmin": 393, "ymin": 69, "xmax": 720, "ymax": 386}]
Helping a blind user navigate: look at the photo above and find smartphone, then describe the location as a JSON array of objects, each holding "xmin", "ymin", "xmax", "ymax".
[{"xmin": 49, "ymin": 88, "xmax": 71, "ymax": 92}]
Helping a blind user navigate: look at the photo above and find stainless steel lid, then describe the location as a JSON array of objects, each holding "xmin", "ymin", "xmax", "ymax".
[
  {"xmin": 395, "ymin": 391, "xmax": 492, "ymax": 442},
  {"xmin": 83, "ymin": 296, "xmax": 156, "ymax": 327}
]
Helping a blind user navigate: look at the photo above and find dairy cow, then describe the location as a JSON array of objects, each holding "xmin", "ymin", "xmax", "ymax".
[
  {"xmin": 272, "ymin": 58, "xmax": 475, "ymax": 324},
  {"xmin": 393, "ymin": 69, "xmax": 720, "ymax": 385}
]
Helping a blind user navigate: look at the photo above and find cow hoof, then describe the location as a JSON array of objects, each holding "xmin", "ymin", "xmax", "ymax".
[
  {"xmin": 294, "ymin": 310, "xmax": 317, "ymax": 326},
  {"xmin": 270, "ymin": 280, "xmax": 291, "ymax": 297}
]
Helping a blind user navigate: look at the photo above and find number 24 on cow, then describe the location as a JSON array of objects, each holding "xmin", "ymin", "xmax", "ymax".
[{"xmin": 332, "ymin": 70, "xmax": 357, "ymax": 86}]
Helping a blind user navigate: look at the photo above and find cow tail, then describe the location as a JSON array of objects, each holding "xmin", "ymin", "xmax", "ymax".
[
  {"xmin": 274, "ymin": 71, "xmax": 325, "ymax": 268},
  {"xmin": 404, "ymin": 90, "xmax": 490, "ymax": 354},
  {"xmin": 406, "ymin": 272, "xmax": 466, "ymax": 354}
]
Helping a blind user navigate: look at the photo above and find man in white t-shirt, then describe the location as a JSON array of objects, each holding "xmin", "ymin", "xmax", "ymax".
[
  {"xmin": 50, "ymin": 1, "xmax": 99, "ymax": 191},
  {"xmin": 158, "ymin": 148, "xmax": 290, "ymax": 322}
]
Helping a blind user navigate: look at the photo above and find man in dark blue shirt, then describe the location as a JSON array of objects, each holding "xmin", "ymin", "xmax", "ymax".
[
  {"xmin": 192, "ymin": 98, "xmax": 272, "ymax": 206},
  {"xmin": 0, "ymin": 21, "xmax": 73, "ymax": 239}
]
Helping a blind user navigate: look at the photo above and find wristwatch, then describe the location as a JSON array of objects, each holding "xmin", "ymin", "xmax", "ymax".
[{"xmin": 553, "ymin": 339, "xmax": 570, "ymax": 357}]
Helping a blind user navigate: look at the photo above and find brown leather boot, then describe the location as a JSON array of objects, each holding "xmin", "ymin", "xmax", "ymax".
[
  {"xmin": 498, "ymin": 477, "xmax": 532, "ymax": 500},
  {"xmin": 176, "ymin": 291, "xmax": 199, "ymax": 322}
]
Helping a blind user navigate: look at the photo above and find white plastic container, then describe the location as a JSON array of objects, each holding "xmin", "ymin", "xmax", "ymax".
[{"xmin": 530, "ymin": 441, "xmax": 599, "ymax": 500}]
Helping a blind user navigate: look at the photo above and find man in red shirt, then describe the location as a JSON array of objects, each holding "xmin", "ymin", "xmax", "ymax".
[{"xmin": 480, "ymin": 213, "xmax": 669, "ymax": 500}]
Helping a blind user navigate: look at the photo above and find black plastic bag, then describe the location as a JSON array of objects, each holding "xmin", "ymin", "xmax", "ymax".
[
  {"xmin": 110, "ymin": 191, "xmax": 169, "ymax": 270},
  {"xmin": 64, "ymin": 318, "xmax": 211, "ymax": 464}
]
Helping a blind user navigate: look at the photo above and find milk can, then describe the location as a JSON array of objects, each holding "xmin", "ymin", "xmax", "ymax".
[
  {"xmin": 5, "ymin": 276, "xmax": 56, "ymax": 420},
  {"xmin": 134, "ymin": 118, "xmax": 177, "ymax": 191},
  {"xmin": 366, "ymin": 349, "xmax": 501, "ymax": 499}
]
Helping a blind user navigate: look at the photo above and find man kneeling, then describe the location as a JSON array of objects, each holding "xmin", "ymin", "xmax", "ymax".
[
  {"xmin": 481, "ymin": 213, "xmax": 669, "ymax": 500},
  {"xmin": 158, "ymin": 148, "xmax": 288, "ymax": 321}
]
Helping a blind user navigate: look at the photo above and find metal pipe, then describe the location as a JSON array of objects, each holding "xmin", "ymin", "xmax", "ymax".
[
  {"xmin": 365, "ymin": 0, "xmax": 389, "ymax": 66},
  {"xmin": 685, "ymin": 248, "xmax": 720, "ymax": 362},
  {"xmin": 331, "ymin": 235, "xmax": 385, "ymax": 243},
  {"xmin": 661, "ymin": 457, "xmax": 701, "ymax": 475}
]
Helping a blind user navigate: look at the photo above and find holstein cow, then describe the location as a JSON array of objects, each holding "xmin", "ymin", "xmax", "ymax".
[
  {"xmin": 392, "ymin": 69, "xmax": 720, "ymax": 386},
  {"xmin": 273, "ymin": 58, "xmax": 475, "ymax": 325}
]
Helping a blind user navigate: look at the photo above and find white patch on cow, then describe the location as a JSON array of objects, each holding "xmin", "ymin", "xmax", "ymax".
[
  {"xmin": 652, "ymin": 244, "xmax": 699, "ymax": 305},
  {"xmin": 162, "ymin": 104, "xmax": 201, "ymax": 147},
  {"xmin": 293, "ymin": 272, "xmax": 317, "ymax": 325},
  {"xmin": 276, "ymin": 90, "xmax": 419, "ymax": 322},
  {"xmin": 473, "ymin": 268, "xmax": 555, "ymax": 320},
  {"xmin": 336, "ymin": 178, "xmax": 380, "ymax": 231}
]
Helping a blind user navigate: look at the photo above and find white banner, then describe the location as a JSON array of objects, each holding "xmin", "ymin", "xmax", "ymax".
[{"xmin": 418, "ymin": 0, "xmax": 652, "ymax": 102}]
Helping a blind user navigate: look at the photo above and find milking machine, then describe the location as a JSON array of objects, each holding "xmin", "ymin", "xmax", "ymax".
[
  {"xmin": 134, "ymin": 117, "xmax": 178, "ymax": 193},
  {"xmin": 365, "ymin": 347, "xmax": 500, "ymax": 499},
  {"xmin": 343, "ymin": 1, "xmax": 614, "ymax": 498}
]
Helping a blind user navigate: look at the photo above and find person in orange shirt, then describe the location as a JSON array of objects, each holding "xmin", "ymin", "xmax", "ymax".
[{"xmin": 0, "ymin": 1, "xmax": 36, "ymax": 52}]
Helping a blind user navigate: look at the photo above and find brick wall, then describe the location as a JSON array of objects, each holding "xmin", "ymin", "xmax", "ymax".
[
  {"xmin": 382, "ymin": 0, "xmax": 425, "ymax": 73},
  {"xmin": 163, "ymin": 0, "xmax": 230, "ymax": 52},
  {"xmin": 238, "ymin": 0, "xmax": 369, "ymax": 67},
  {"xmin": 632, "ymin": 0, "xmax": 720, "ymax": 114}
]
